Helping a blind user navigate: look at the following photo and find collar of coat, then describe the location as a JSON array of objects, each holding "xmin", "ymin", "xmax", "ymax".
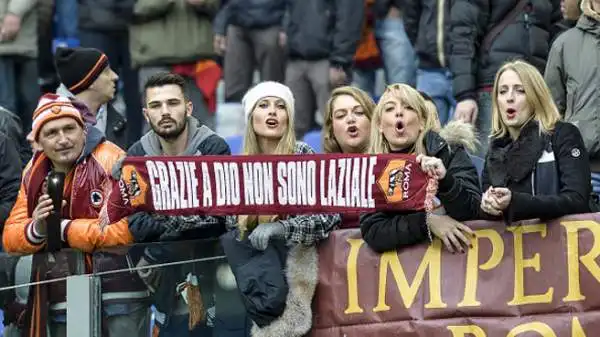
[{"xmin": 487, "ymin": 120, "xmax": 549, "ymax": 185}]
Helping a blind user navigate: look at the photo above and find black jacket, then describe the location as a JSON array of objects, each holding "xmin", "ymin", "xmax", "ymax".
[
  {"xmin": 286, "ymin": 0, "xmax": 364, "ymax": 70},
  {"xmin": 404, "ymin": 0, "xmax": 451, "ymax": 69},
  {"xmin": 105, "ymin": 104, "xmax": 128, "ymax": 150},
  {"xmin": 0, "ymin": 132, "xmax": 21, "ymax": 233},
  {"xmin": 449, "ymin": 0, "xmax": 562, "ymax": 101},
  {"xmin": 77, "ymin": 0, "xmax": 136, "ymax": 32},
  {"xmin": 360, "ymin": 130, "xmax": 481, "ymax": 253},
  {"xmin": 213, "ymin": 0, "xmax": 287, "ymax": 35},
  {"xmin": 0, "ymin": 106, "xmax": 29, "ymax": 165},
  {"xmin": 482, "ymin": 121, "xmax": 591, "ymax": 223}
]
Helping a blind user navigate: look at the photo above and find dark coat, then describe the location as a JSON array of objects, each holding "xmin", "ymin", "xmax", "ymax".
[
  {"xmin": 285, "ymin": 0, "xmax": 365, "ymax": 70},
  {"xmin": 449, "ymin": 0, "xmax": 562, "ymax": 101},
  {"xmin": 213, "ymin": 0, "xmax": 287, "ymax": 34},
  {"xmin": 78, "ymin": 0, "xmax": 136, "ymax": 32},
  {"xmin": 403, "ymin": 0, "xmax": 451, "ymax": 69},
  {"xmin": 482, "ymin": 121, "xmax": 591, "ymax": 223}
]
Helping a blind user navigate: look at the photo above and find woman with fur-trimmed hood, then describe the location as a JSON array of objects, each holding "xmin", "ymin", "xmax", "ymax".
[
  {"xmin": 220, "ymin": 81, "xmax": 340, "ymax": 337},
  {"xmin": 360, "ymin": 83, "xmax": 482, "ymax": 254}
]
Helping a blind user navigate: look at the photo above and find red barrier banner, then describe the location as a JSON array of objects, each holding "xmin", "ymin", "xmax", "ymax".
[
  {"xmin": 312, "ymin": 213, "xmax": 600, "ymax": 336},
  {"xmin": 102, "ymin": 154, "xmax": 435, "ymax": 223}
]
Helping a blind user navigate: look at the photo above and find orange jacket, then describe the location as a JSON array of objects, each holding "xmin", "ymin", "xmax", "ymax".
[{"xmin": 3, "ymin": 128, "xmax": 132, "ymax": 254}]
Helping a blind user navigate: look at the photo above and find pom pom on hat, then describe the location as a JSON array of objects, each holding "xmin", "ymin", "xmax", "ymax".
[
  {"xmin": 242, "ymin": 81, "xmax": 295, "ymax": 120},
  {"xmin": 31, "ymin": 94, "xmax": 85, "ymax": 140}
]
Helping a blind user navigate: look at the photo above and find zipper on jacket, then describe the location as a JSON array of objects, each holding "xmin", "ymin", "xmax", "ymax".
[
  {"xmin": 437, "ymin": 0, "xmax": 446, "ymax": 67},
  {"xmin": 523, "ymin": 5, "xmax": 532, "ymax": 30}
]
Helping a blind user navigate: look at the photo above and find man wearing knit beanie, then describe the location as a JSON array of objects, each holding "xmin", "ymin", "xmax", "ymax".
[
  {"xmin": 51, "ymin": 46, "xmax": 128, "ymax": 149},
  {"xmin": 4, "ymin": 92, "xmax": 147, "ymax": 337}
]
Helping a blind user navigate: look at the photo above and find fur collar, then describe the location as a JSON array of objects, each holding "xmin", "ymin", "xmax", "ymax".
[
  {"xmin": 487, "ymin": 121, "xmax": 548, "ymax": 186},
  {"xmin": 251, "ymin": 245, "xmax": 318, "ymax": 337},
  {"xmin": 437, "ymin": 120, "xmax": 479, "ymax": 153}
]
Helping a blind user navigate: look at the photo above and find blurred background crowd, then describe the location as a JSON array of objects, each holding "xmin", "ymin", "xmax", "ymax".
[
  {"xmin": 1, "ymin": 0, "xmax": 592, "ymax": 161},
  {"xmin": 0, "ymin": 1, "xmax": 599, "ymax": 336}
]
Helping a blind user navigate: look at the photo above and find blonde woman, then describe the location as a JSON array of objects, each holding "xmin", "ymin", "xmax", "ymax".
[
  {"xmin": 235, "ymin": 81, "xmax": 339, "ymax": 337},
  {"xmin": 480, "ymin": 60, "xmax": 591, "ymax": 222},
  {"xmin": 323, "ymin": 86, "xmax": 374, "ymax": 228},
  {"xmin": 360, "ymin": 83, "xmax": 481, "ymax": 254}
]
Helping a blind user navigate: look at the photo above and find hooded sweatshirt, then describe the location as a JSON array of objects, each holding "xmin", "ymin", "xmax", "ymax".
[
  {"xmin": 126, "ymin": 116, "xmax": 231, "ymax": 242},
  {"xmin": 125, "ymin": 117, "xmax": 231, "ymax": 328}
]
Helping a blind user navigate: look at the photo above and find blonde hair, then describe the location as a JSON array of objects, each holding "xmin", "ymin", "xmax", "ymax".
[
  {"xmin": 490, "ymin": 60, "xmax": 561, "ymax": 139},
  {"xmin": 421, "ymin": 96, "xmax": 441, "ymax": 132},
  {"xmin": 368, "ymin": 83, "xmax": 433, "ymax": 155},
  {"xmin": 323, "ymin": 86, "xmax": 376, "ymax": 153},
  {"xmin": 239, "ymin": 98, "xmax": 297, "ymax": 232}
]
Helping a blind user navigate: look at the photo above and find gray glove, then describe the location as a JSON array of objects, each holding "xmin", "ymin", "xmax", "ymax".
[{"xmin": 248, "ymin": 222, "xmax": 286, "ymax": 250}]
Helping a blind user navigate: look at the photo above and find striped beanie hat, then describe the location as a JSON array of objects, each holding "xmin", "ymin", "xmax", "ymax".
[
  {"xmin": 54, "ymin": 47, "xmax": 109, "ymax": 95},
  {"xmin": 31, "ymin": 94, "xmax": 84, "ymax": 140}
]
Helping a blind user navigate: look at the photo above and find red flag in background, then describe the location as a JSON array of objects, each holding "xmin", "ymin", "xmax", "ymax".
[{"xmin": 173, "ymin": 60, "xmax": 222, "ymax": 114}]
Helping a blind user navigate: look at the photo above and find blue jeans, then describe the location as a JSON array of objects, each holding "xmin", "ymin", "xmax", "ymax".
[
  {"xmin": 353, "ymin": 68, "xmax": 378, "ymax": 98},
  {"xmin": 53, "ymin": 0, "xmax": 78, "ymax": 38},
  {"xmin": 375, "ymin": 18, "xmax": 417, "ymax": 87},
  {"xmin": 417, "ymin": 68, "xmax": 455, "ymax": 125}
]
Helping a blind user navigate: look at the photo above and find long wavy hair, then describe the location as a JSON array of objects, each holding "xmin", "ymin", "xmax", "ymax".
[
  {"xmin": 490, "ymin": 60, "xmax": 561, "ymax": 139},
  {"xmin": 368, "ymin": 83, "xmax": 433, "ymax": 155},
  {"xmin": 239, "ymin": 96, "xmax": 297, "ymax": 232},
  {"xmin": 323, "ymin": 86, "xmax": 375, "ymax": 154}
]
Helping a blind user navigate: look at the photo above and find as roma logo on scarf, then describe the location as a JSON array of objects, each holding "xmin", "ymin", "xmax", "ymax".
[
  {"xmin": 119, "ymin": 165, "xmax": 148, "ymax": 207},
  {"xmin": 377, "ymin": 159, "xmax": 413, "ymax": 203}
]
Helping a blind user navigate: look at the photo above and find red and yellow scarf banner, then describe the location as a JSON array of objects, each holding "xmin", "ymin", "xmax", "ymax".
[{"xmin": 101, "ymin": 153, "xmax": 437, "ymax": 224}]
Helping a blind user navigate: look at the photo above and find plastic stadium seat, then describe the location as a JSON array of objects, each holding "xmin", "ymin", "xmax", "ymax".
[
  {"xmin": 303, "ymin": 130, "xmax": 323, "ymax": 153},
  {"xmin": 226, "ymin": 135, "xmax": 244, "ymax": 155}
]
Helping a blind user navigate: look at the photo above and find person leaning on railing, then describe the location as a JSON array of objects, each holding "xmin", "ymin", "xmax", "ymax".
[
  {"xmin": 1, "ymin": 94, "xmax": 147, "ymax": 337},
  {"xmin": 480, "ymin": 60, "xmax": 592, "ymax": 223},
  {"xmin": 360, "ymin": 83, "xmax": 482, "ymax": 254},
  {"xmin": 322, "ymin": 86, "xmax": 375, "ymax": 229}
]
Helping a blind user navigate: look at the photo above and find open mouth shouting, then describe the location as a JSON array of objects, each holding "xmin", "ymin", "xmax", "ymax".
[
  {"xmin": 506, "ymin": 108, "xmax": 517, "ymax": 120},
  {"xmin": 265, "ymin": 118, "xmax": 279, "ymax": 128},
  {"xmin": 347, "ymin": 125, "xmax": 358, "ymax": 137},
  {"xmin": 395, "ymin": 120, "xmax": 405, "ymax": 134}
]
